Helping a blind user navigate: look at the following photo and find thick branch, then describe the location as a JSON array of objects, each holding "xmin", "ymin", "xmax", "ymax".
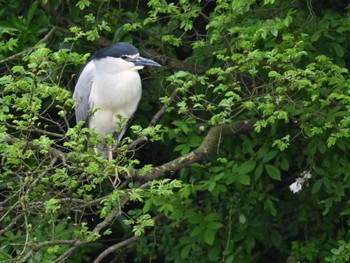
[{"xmin": 140, "ymin": 119, "xmax": 257, "ymax": 181}]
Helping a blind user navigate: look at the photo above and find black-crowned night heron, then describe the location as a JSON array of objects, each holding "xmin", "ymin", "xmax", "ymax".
[{"xmin": 73, "ymin": 42, "xmax": 161, "ymax": 159}]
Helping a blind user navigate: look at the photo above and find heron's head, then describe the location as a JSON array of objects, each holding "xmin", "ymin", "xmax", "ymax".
[{"xmin": 91, "ymin": 42, "xmax": 161, "ymax": 71}]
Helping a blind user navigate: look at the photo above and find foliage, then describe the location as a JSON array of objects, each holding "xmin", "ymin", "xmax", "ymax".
[{"xmin": 1, "ymin": 0, "xmax": 350, "ymax": 262}]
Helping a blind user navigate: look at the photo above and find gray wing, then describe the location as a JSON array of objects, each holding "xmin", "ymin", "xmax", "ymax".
[{"xmin": 73, "ymin": 62, "xmax": 94, "ymax": 124}]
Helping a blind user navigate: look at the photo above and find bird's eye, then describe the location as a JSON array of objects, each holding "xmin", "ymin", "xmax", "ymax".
[{"xmin": 121, "ymin": 55, "xmax": 128, "ymax": 59}]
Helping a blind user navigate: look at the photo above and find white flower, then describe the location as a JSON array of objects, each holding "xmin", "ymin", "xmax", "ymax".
[
  {"xmin": 289, "ymin": 171, "xmax": 313, "ymax": 193},
  {"xmin": 302, "ymin": 171, "xmax": 312, "ymax": 179},
  {"xmin": 289, "ymin": 181, "xmax": 303, "ymax": 194}
]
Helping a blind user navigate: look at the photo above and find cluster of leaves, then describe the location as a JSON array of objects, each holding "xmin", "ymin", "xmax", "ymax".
[
  {"xmin": 1, "ymin": 0, "xmax": 350, "ymax": 262},
  {"xmin": 130, "ymin": 0, "xmax": 350, "ymax": 262}
]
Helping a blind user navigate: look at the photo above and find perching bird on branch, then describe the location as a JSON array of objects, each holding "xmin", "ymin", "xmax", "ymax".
[{"xmin": 73, "ymin": 42, "xmax": 161, "ymax": 159}]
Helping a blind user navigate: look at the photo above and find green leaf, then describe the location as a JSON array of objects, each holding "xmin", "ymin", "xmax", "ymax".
[
  {"xmin": 271, "ymin": 229, "xmax": 282, "ymax": 248},
  {"xmin": 208, "ymin": 244, "xmax": 221, "ymax": 261},
  {"xmin": 76, "ymin": 0, "xmax": 91, "ymax": 10},
  {"xmin": 237, "ymin": 160, "xmax": 256, "ymax": 174},
  {"xmin": 264, "ymin": 198, "xmax": 277, "ymax": 216},
  {"xmin": 262, "ymin": 150, "xmax": 278, "ymax": 163},
  {"xmin": 237, "ymin": 174, "xmax": 251, "ymax": 186},
  {"xmin": 238, "ymin": 213, "xmax": 246, "ymax": 224},
  {"xmin": 254, "ymin": 163, "xmax": 263, "ymax": 179},
  {"xmin": 204, "ymin": 228, "xmax": 216, "ymax": 245},
  {"xmin": 317, "ymin": 140, "xmax": 327, "ymax": 154},
  {"xmin": 333, "ymin": 43, "xmax": 344, "ymax": 57},
  {"xmin": 207, "ymin": 222, "xmax": 224, "ymax": 230},
  {"xmin": 225, "ymin": 255, "xmax": 235, "ymax": 263},
  {"xmin": 270, "ymin": 27, "xmax": 278, "ymax": 37},
  {"xmin": 181, "ymin": 244, "xmax": 192, "ymax": 259},
  {"xmin": 280, "ymin": 158, "xmax": 289, "ymax": 171},
  {"xmin": 27, "ymin": 1, "xmax": 39, "ymax": 24},
  {"xmin": 0, "ymin": 21, "xmax": 18, "ymax": 31},
  {"xmin": 312, "ymin": 179, "xmax": 323, "ymax": 194},
  {"xmin": 245, "ymin": 234, "xmax": 255, "ymax": 252},
  {"xmin": 190, "ymin": 226, "xmax": 203, "ymax": 237},
  {"xmin": 265, "ymin": 165, "xmax": 281, "ymax": 180},
  {"xmin": 204, "ymin": 213, "xmax": 221, "ymax": 222}
]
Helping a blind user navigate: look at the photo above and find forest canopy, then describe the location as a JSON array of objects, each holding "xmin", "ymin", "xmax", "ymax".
[{"xmin": 1, "ymin": 0, "xmax": 350, "ymax": 262}]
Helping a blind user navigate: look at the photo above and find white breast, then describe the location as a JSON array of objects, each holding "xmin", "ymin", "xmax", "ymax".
[{"xmin": 88, "ymin": 58, "xmax": 142, "ymax": 137}]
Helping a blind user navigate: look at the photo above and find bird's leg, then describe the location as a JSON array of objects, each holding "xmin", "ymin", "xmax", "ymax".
[
  {"xmin": 93, "ymin": 146, "xmax": 98, "ymax": 155},
  {"xmin": 111, "ymin": 166, "xmax": 131, "ymax": 188},
  {"xmin": 108, "ymin": 147, "xmax": 113, "ymax": 161},
  {"xmin": 114, "ymin": 165, "xmax": 131, "ymax": 179}
]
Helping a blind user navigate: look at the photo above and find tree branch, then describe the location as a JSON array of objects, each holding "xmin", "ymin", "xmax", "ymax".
[
  {"xmin": 0, "ymin": 213, "xmax": 23, "ymax": 236},
  {"xmin": 51, "ymin": 197, "xmax": 129, "ymax": 262},
  {"xmin": 2, "ymin": 122, "xmax": 64, "ymax": 138},
  {"xmin": 93, "ymin": 235, "xmax": 139, "ymax": 263},
  {"xmin": 4, "ymin": 118, "xmax": 257, "ymax": 262},
  {"xmin": 139, "ymin": 119, "xmax": 257, "ymax": 181},
  {"xmin": 19, "ymin": 240, "xmax": 84, "ymax": 263}
]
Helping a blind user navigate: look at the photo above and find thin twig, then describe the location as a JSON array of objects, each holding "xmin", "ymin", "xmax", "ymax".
[
  {"xmin": 0, "ymin": 213, "xmax": 23, "ymax": 236},
  {"xmin": 2, "ymin": 122, "xmax": 64, "ymax": 138}
]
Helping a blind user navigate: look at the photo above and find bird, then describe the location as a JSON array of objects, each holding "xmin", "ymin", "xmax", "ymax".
[{"xmin": 73, "ymin": 42, "xmax": 161, "ymax": 159}]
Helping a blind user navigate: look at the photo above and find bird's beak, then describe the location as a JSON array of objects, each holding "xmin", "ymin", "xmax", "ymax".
[{"xmin": 130, "ymin": 56, "xmax": 161, "ymax": 67}]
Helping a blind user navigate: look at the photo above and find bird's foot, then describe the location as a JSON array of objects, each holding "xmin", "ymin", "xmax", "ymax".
[{"xmin": 110, "ymin": 165, "xmax": 131, "ymax": 188}]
